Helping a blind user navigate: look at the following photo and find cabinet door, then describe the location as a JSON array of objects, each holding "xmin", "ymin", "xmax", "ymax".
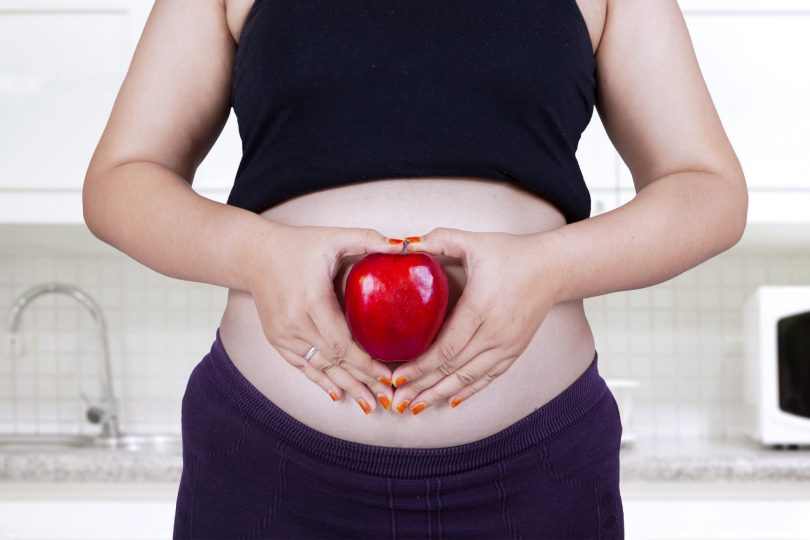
[
  {"xmin": 0, "ymin": 500, "xmax": 176, "ymax": 540},
  {"xmin": 624, "ymin": 499, "xmax": 810, "ymax": 540},
  {"xmin": 0, "ymin": 482, "xmax": 177, "ymax": 540},
  {"xmin": 685, "ymin": 11, "xmax": 810, "ymax": 190},
  {"xmin": 623, "ymin": 480, "xmax": 810, "ymax": 540},
  {"xmin": 0, "ymin": 1, "xmax": 150, "ymax": 192},
  {"xmin": 619, "ymin": 11, "xmax": 810, "ymax": 191}
]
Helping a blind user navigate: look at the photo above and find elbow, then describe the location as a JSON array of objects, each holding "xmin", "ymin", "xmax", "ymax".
[
  {"xmin": 82, "ymin": 166, "xmax": 109, "ymax": 240},
  {"xmin": 719, "ymin": 167, "xmax": 749, "ymax": 250},
  {"xmin": 82, "ymin": 169, "xmax": 99, "ymax": 235}
]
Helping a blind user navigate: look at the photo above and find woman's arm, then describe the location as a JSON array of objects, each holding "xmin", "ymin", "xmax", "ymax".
[
  {"xmin": 536, "ymin": 0, "xmax": 749, "ymax": 304},
  {"xmin": 83, "ymin": 0, "xmax": 274, "ymax": 293},
  {"xmin": 84, "ymin": 0, "xmax": 403, "ymax": 408},
  {"xmin": 384, "ymin": 0, "xmax": 749, "ymax": 411}
]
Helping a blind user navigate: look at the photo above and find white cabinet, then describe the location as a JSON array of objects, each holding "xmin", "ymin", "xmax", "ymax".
[
  {"xmin": 2, "ymin": 480, "xmax": 809, "ymax": 539},
  {"xmin": 618, "ymin": 2, "xmax": 810, "ymax": 222},
  {"xmin": 683, "ymin": 11, "xmax": 810, "ymax": 191},
  {"xmin": 0, "ymin": 1, "xmax": 150, "ymax": 192},
  {"xmin": 682, "ymin": 6, "xmax": 810, "ymax": 225},
  {"xmin": 0, "ymin": 482, "xmax": 177, "ymax": 540},
  {"xmin": 623, "ymin": 481, "xmax": 810, "ymax": 540},
  {"xmin": 0, "ymin": 0, "xmax": 236, "ymax": 223},
  {"xmin": 0, "ymin": 0, "xmax": 151, "ymax": 224},
  {"xmin": 1, "ymin": 0, "xmax": 809, "ymax": 225},
  {"xmin": 625, "ymin": 500, "xmax": 810, "ymax": 540}
]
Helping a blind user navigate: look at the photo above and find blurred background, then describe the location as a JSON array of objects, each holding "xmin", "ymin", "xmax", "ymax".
[{"xmin": 1, "ymin": 0, "xmax": 809, "ymax": 538}]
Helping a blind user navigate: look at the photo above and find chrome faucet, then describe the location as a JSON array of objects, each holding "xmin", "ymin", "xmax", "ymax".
[{"xmin": 6, "ymin": 282, "xmax": 121, "ymax": 440}]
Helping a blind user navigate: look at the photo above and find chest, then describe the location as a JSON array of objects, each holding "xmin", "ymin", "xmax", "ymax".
[{"xmin": 230, "ymin": 1, "xmax": 596, "ymax": 119}]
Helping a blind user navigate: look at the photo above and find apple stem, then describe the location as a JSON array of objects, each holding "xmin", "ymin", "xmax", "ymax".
[{"xmin": 400, "ymin": 239, "xmax": 410, "ymax": 255}]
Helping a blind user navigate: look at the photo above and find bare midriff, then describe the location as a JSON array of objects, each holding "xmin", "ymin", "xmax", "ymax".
[{"xmin": 217, "ymin": 176, "xmax": 596, "ymax": 448}]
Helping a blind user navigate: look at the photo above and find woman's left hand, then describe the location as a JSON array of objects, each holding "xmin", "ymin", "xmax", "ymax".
[{"xmin": 389, "ymin": 226, "xmax": 563, "ymax": 415}]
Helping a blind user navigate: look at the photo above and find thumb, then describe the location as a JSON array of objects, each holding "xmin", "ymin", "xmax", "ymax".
[
  {"xmin": 405, "ymin": 227, "xmax": 468, "ymax": 259},
  {"xmin": 338, "ymin": 227, "xmax": 408, "ymax": 257}
]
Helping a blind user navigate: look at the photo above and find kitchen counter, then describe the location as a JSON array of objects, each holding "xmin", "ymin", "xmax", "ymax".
[
  {"xmin": 619, "ymin": 435, "xmax": 810, "ymax": 482},
  {"xmin": 0, "ymin": 448, "xmax": 181, "ymax": 483},
  {"xmin": 2, "ymin": 435, "xmax": 809, "ymax": 483}
]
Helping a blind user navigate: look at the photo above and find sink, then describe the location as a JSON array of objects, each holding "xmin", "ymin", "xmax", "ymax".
[{"xmin": 0, "ymin": 433, "xmax": 182, "ymax": 453}]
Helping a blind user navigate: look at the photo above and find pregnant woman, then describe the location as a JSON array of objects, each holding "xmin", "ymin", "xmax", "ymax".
[{"xmin": 83, "ymin": 0, "xmax": 747, "ymax": 538}]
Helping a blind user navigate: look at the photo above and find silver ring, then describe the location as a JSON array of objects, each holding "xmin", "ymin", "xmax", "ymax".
[{"xmin": 303, "ymin": 345, "xmax": 318, "ymax": 362}]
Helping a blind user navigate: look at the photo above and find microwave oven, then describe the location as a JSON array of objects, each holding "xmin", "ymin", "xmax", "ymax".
[{"xmin": 743, "ymin": 286, "xmax": 810, "ymax": 447}]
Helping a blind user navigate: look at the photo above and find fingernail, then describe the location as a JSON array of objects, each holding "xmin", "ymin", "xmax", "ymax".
[
  {"xmin": 395, "ymin": 400, "xmax": 410, "ymax": 414},
  {"xmin": 450, "ymin": 396, "xmax": 463, "ymax": 408},
  {"xmin": 357, "ymin": 398, "xmax": 372, "ymax": 415},
  {"xmin": 405, "ymin": 236, "xmax": 423, "ymax": 243},
  {"xmin": 328, "ymin": 390, "xmax": 339, "ymax": 402},
  {"xmin": 410, "ymin": 402, "xmax": 427, "ymax": 415},
  {"xmin": 386, "ymin": 237, "xmax": 405, "ymax": 245},
  {"xmin": 393, "ymin": 376, "xmax": 408, "ymax": 388},
  {"xmin": 377, "ymin": 394, "xmax": 391, "ymax": 410},
  {"xmin": 378, "ymin": 376, "xmax": 392, "ymax": 386}
]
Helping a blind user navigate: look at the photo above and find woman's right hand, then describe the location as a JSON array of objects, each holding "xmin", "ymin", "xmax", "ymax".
[{"xmin": 244, "ymin": 221, "xmax": 407, "ymax": 415}]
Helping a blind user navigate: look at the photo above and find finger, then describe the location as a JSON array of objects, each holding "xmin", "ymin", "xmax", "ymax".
[
  {"xmin": 390, "ymin": 292, "xmax": 485, "ymax": 394},
  {"xmin": 405, "ymin": 227, "xmax": 468, "ymax": 259},
  {"xmin": 390, "ymin": 324, "xmax": 495, "ymax": 414},
  {"xmin": 339, "ymin": 362, "xmax": 394, "ymax": 410},
  {"xmin": 306, "ymin": 296, "xmax": 397, "ymax": 415},
  {"xmin": 285, "ymin": 347, "xmax": 392, "ymax": 412},
  {"xmin": 334, "ymin": 359, "xmax": 394, "ymax": 411},
  {"xmin": 338, "ymin": 227, "xmax": 410, "ymax": 258},
  {"xmin": 280, "ymin": 312, "xmax": 384, "ymax": 415},
  {"xmin": 287, "ymin": 319, "xmax": 394, "ymax": 410},
  {"xmin": 409, "ymin": 351, "xmax": 516, "ymax": 415},
  {"xmin": 273, "ymin": 342, "xmax": 343, "ymax": 404},
  {"xmin": 301, "ymin": 345, "xmax": 380, "ymax": 414},
  {"xmin": 308, "ymin": 285, "xmax": 394, "ymax": 386}
]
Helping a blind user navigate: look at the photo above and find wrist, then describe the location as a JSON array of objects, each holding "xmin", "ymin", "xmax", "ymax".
[
  {"xmin": 233, "ymin": 214, "xmax": 287, "ymax": 294},
  {"xmin": 526, "ymin": 227, "xmax": 572, "ymax": 305}
]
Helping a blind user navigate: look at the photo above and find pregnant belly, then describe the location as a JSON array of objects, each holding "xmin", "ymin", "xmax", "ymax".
[{"xmin": 218, "ymin": 176, "xmax": 596, "ymax": 448}]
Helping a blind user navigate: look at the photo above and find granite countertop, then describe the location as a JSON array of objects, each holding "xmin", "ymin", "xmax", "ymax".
[
  {"xmin": 619, "ymin": 435, "xmax": 810, "ymax": 482},
  {"xmin": 1, "ymin": 435, "xmax": 809, "ymax": 483}
]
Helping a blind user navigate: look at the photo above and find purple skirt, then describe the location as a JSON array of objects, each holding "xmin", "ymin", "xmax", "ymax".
[{"xmin": 173, "ymin": 327, "xmax": 624, "ymax": 539}]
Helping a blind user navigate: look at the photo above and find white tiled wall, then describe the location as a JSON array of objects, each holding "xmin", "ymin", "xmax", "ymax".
[
  {"xmin": 0, "ymin": 242, "xmax": 224, "ymax": 435},
  {"xmin": 589, "ymin": 251, "xmax": 810, "ymax": 441},
  {"xmin": 0, "ymin": 224, "xmax": 807, "ymax": 441}
]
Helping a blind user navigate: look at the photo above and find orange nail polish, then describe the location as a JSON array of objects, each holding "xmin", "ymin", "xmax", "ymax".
[
  {"xmin": 377, "ymin": 394, "xmax": 391, "ymax": 410},
  {"xmin": 405, "ymin": 236, "xmax": 423, "ymax": 243},
  {"xmin": 393, "ymin": 376, "xmax": 408, "ymax": 388},
  {"xmin": 450, "ymin": 396, "xmax": 463, "ymax": 408},
  {"xmin": 386, "ymin": 237, "xmax": 405, "ymax": 245},
  {"xmin": 410, "ymin": 402, "xmax": 427, "ymax": 415},
  {"xmin": 378, "ymin": 376, "xmax": 392, "ymax": 386},
  {"xmin": 328, "ymin": 390, "xmax": 339, "ymax": 402},
  {"xmin": 357, "ymin": 398, "xmax": 372, "ymax": 415},
  {"xmin": 395, "ymin": 400, "xmax": 410, "ymax": 414}
]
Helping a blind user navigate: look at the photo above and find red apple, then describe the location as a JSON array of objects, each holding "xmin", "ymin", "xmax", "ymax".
[{"xmin": 343, "ymin": 251, "xmax": 449, "ymax": 362}]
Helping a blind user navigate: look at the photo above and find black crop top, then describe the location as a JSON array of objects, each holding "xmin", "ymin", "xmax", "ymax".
[{"xmin": 227, "ymin": 0, "xmax": 596, "ymax": 224}]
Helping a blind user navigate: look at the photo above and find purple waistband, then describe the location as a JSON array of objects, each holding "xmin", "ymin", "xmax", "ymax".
[{"xmin": 201, "ymin": 326, "xmax": 606, "ymax": 478}]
